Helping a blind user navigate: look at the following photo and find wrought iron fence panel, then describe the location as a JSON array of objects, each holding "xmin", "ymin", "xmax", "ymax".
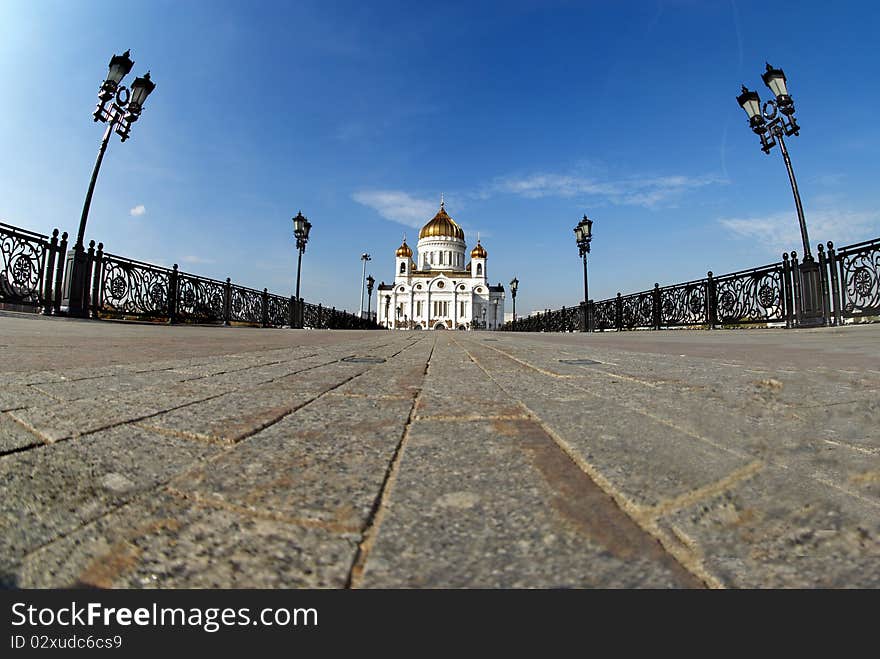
[
  {"xmin": 835, "ymin": 237, "xmax": 880, "ymax": 318},
  {"xmin": 620, "ymin": 291, "xmax": 654, "ymax": 329},
  {"xmin": 99, "ymin": 253, "xmax": 170, "ymax": 318},
  {"xmin": 266, "ymin": 294, "xmax": 289, "ymax": 327},
  {"xmin": 176, "ymin": 272, "xmax": 226, "ymax": 323},
  {"xmin": 593, "ymin": 299, "xmax": 616, "ymax": 330},
  {"xmin": 303, "ymin": 302, "xmax": 325, "ymax": 329},
  {"xmin": 659, "ymin": 279, "xmax": 709, "ymax": 326},
  {"xmin": 229, "ymin": 285, "xmax": 263, "ymax": 325},
  {"xmin": 713, "ymin": 263, "xmax": 785, "ymax": 324},
  {"xmin": 0, "ymin": 222, "xmax": 51, "ymax": 308}
]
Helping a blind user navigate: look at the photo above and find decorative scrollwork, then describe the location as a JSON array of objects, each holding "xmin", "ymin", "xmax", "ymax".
[
  {"xmin": 100, "ymin": 255, "xmax": 169, "ymax": 317},
  {"xmin": 266, "ymin": 294, "xmax": 289, "ymax": 327},
  {"xmin": 713, "ymin": 266, "xmax": 784, "ymax": 324},
  {"xmin": 839, "ymin": 240, "xmax": 880, "ymax": 316},
  {"xmin": 229, "ymin": 286, "xmax": 262, "ymax": 324},
  {"xmin": 176, "ymin": 274, "xmax": 225, "ymax": 323},
  {"xmin": 660, "ymin": 282, "xmax": 707, "ymax": 326},
  {"xmin": 1, "ymin": 225, "xmax": 48, "ymax": 307},
  {"xmin": 593, "ymin": 299, "xmax": 616, "ymax": 330},
  {"xmin": 620, "ymin": 292, "xmax": 653, "ymax": 329}
]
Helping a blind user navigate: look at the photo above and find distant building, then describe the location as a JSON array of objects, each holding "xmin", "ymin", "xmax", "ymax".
[{"xmin": 377, "ymin": 201, "xmax": 504, "ymax": 329}]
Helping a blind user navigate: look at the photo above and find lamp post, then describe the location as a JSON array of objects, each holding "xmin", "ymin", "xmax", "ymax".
[
  {"xmin": 65, "ymin": 50, "xmax": 156, "ymax": 317},
  {"xmin": 736, "ymin": 63, "xmax": 823, "ymax": 326},
  {"xmin": 384, "ymin": 295, "xmax": 391, "ymax": 328},
  {"xmin": 574, "ymin": 215, "xmax": 593, "ymax": 332},
  {"xmin": 366, "ymin": 275, "xmax": 375, "ymax": 323},
  {"xmin": 292, "ymin": 211, "xmax": 312, "ymax": 329},
  {"xmin": 359, "ymin": 253, "xmax": 371, "ymax": 318},
  {"xmin": 493, "ymin": 298, "xmax": 499, "ymax": 330},
  {"xmin": 509, "ymin": 276, "xmax": 519, "ymax": 321},
  {"xmin": 481, "ymin": 307, "xmax": 487, "ymax": 330}
]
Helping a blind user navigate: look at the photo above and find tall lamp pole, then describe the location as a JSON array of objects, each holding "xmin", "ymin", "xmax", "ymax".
[
  {"xmin": 509, "ymin": 276, "xmax": 519, "ymax": 321},
  {"xmin": 737, "ymin": 63, "xmax": 823, "ymax": 326},
  {"xmin": 359, "ymin": 253, "xmax": 371, "ymax": 318},
  {"xmin": 292, "ymin": 211, "xmax": 312, "ymax": 328},
  {"xmin": 65, "ymin": 50, "xmax": 156, "ymax": 317},
  {"xmin": 366, "ymin": 275, "xmax": 375, "ymax": 323},
  {"xmin": 574, "ymin": 215, "xmax": 593, "ymax": 332},
  {"xmin": 493, "ymin": 298, "xmax": 499, "ymax": 330}
]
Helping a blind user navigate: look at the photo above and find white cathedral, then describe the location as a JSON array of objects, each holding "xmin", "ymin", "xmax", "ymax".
[{"xmin": 377, "ymin": 201, "xmax": 505, "ymax": 330}]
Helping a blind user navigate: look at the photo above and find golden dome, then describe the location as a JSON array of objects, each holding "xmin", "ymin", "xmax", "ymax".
[
  {"xmin": 470, "ymin": 240, "xmax": 487, "ymax": 259},
  {"xmin": 419, "ymin": 203, "xmax": 465, "ymax": 240},
  {"xmin": 395, "ymin": 240, "xmax": 413, "ymax": 258}
]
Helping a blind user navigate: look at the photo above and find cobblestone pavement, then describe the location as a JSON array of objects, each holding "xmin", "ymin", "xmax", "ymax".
[{"xmin": 2, "ymin": 313, "xmax": 878, "ymax": 588}]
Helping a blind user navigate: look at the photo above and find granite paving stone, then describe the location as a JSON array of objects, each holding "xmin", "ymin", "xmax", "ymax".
[
  {"xmin": 0, "ymin": 425, "xmax": 221, "ymax": 579},
  {"xmin": 0, "ymin": 413, "xmax": 43, "ymax": 453},
  {"xmin": 16, "ymin": 491, "xmax": 359, "ymax": 588},
  {"xmin": 360, "ymin": 419, "xmax": 703, "ymax": 588},
  {"xmin": 2, "ymin": 312, "xmax": 880, "ymax": 588},
  {"xmin": 169, "ymin": 395, "xmax": 416, "ymax": 530}
]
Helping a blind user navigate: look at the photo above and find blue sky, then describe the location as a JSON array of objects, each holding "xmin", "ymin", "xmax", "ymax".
[{"xmin": 2, "ymin": 0, "xmax": 879, "ymax": 315}]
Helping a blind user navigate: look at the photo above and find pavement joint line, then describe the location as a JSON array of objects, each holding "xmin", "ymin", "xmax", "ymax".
[
  {"xmin": 17, "ymin": 487, "xmax": 165, "ymax": 572},
  {"xmin": 163, "ymin": 487, "xmax": 362, "ymax": 534},
  {"xmin": 475, "ymin": 340, "xmax": 660, "ymax": 388},
  {"xmin": 786, "ymin": 396, "xmax": 880, "ymax": 410},
  {"xmin": 325, "ymin": 392, "xmax": 415, "ymax": 401},
  {"xmin": 345, "ymin": 335, "xmax": 437, "ymax": 589},
  {"xmin": 28, "ymin": 385, "xmax": 69, "ymax": 403},
  {"xmin": 644, "ymin": 460, "xmax": 765, "ymax": 518},
  {"xmin": 6, "ymin": 388, "xmax": 231, "ymax": 446},
  {"xmin": 165, "ymin": 337, "xmax": 431, "ymax": 487},
  {"xmin": 413, "ymin": 412, "xmax": 531, "ymax": 422},
  {"xmin": 465, "ymin": 338, "xmax": 750, "ymax": 460},
  {"xmin": 452, "ymin": 334, "xmax": 722, "ymax": 589},
  {"xmin": 810, "ymin": 475, "xmax": 880, "ymax": 509},
  {"xmin": 822, "ymin": 439, "xmax": 880, "ymax": 455}
]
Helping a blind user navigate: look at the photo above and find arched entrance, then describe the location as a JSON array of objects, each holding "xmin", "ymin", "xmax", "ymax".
[{"xmin": 433, "ymin": 323, "xmax": 447, "ymax": 330}]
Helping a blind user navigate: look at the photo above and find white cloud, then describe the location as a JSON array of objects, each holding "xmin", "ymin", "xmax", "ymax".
[
  {"xmin": 486, "ymin": 172, "xmax": 724, "ymax": 208},
  {"xmin": 719, "ymin": 209, "xmax": 880, "ymax": 256},
  {"xmin": 352, "ymin": 190, "xmax": 437, "ymax": 228},
  {"xmin": 129, "ymin": 204, "xmax": 146, "ymax": 217}
]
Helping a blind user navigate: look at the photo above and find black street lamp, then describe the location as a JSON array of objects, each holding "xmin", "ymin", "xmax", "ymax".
[
  {"xmin": 574, "ymin": 215, "xmax": 593, "ymax": 331},
  {"xmin": 493, "ymin": 298, "xmax": 499, "ymax": 330},
  {"xmin": 481, "ymin": 307, "xmax": 486, "ymax": 330},
  {"xmin": 292, "ymin": 210, "xmax": 312, "ymax": 328},
  {"xmin": 510, "ymin": 276, "xmax": 519, "ymax": 321},
  {"xmin": 65, "ymin": 50, "xmax": 156, "ymax": 317},
  {"xmin": 359, "ymin": 253, "xmax": 371, "ymax": 318},
  {"xmin": 737, "ymin": 63, "xmax": 823, "ymax": 326},
  {"xmin": 366, "ymin": 274, "xmax": 375, "ymax": 322},
  {"xmin": 384, "ymin": 294, "xmax": 391, "ymax": 328}
]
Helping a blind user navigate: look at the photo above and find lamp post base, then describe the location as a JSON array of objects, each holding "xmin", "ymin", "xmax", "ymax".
[
  {"xmin": 797, "ymin": 258, "xmax": 826, "ymax": 327},
  {"xmin": 61, "ymin": 246, "xmax": 90, "ymax": 318}
]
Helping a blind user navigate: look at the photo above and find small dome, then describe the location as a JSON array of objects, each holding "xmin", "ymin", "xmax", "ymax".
[
  {"xmin": 396, "ymin": 240, "xmax": 413, "ymax": 258},
  {"xmin": 419, "ymin": 202, "xmax": 465, "ymax": 240},
  {"xmin": 470, "ymin": 240, "xmax": 487, "ymax": 259}
]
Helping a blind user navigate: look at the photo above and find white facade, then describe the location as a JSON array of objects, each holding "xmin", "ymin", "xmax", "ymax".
[{"xmin": 378, "ymin": 203, "xmax": 505, "ymax": 330}]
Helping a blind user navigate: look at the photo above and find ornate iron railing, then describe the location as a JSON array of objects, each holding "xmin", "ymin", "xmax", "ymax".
[
  {"xmin": 175, "ymin": 271, "xmax": 226, "ymax": 323},
  {"xmin": 97, "ymin": 252, "xmax": 171, "ymax": 319},
  {"xmin": 502, "ymin": 245, "xmax": 851, "ymax": 332},
  {"xmin": 825, "ymin": 238, "xmax": 880, "ymax": 323},
  {"xmin": 0, "ymin": 223, "xmax": 67, "ymax": 312}
]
